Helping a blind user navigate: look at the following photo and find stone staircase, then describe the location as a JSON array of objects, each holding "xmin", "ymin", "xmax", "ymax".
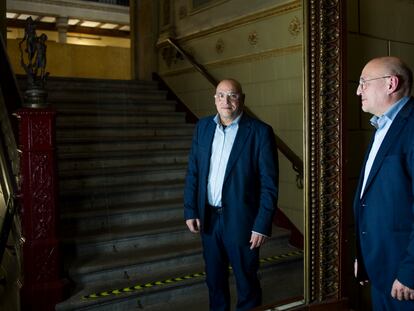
[{"xmin": 20, "ymin": 77, "xmax": 303, "ymax": 310}]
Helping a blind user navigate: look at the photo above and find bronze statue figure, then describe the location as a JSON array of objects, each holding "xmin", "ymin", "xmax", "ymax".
[{"xmin": 18, "ymin": 17, "xmax": 49, "ymax": 107}]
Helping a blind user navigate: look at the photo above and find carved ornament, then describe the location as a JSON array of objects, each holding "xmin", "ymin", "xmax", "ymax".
[{"xmin": 248, "ymin": 31, "xmax": 258, "ymax": 46}]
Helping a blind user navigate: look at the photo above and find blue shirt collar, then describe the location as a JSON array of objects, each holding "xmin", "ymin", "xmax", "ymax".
[
  {"xmin": 370, "ymin": 96, "xmax": 410, "ymax": 129},
  {"xmin": 213, "ymin": 112, "xmax": 243, "ymax": 128}
]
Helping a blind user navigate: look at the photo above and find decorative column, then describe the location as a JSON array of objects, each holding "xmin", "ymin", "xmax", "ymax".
[
  {"xmin": 131, "ymin": 0, "xmax": 159, "ymax": 80},
  {"xmin": 130, "ymin": 0, "xmax": 139, "ymax": 79},
  {"xmin": 17, "ymin": 108, "xmax": 66, "ymax": 311},
  {"xmin": 56, "ymin": 16, "xmax": 69, "ymax": 44}
]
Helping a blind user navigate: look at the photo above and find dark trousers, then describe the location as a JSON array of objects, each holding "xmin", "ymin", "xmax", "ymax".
[
  {"xmin": 201, "ymin": 208, "xmax": 261, "ymax": 311},
  {"xmin": 371, "ymin": 284, "xmax": 414, "ymax": 311}
]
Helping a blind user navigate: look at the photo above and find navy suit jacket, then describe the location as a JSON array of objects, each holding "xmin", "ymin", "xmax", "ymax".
[
  {"xmin": 184, "ymin": 113, "xmax": 279, "ymax": 245},
  {"xmin": 353, "ymin": 97, "xmax": 414, "ymax": 293}
]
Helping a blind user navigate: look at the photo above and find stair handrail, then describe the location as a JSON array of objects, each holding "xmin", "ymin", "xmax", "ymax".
[
  {"xmin": 165, "ymin": 37, "xmax": 304, "ymax": 188},
  {"xmin": 0, "ymin": 32, "xmax": 22, "ymax": 266}
]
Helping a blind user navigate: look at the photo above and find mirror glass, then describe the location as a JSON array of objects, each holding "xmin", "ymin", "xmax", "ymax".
[
  {"xmin": 0, "ymin": 0, "xmax": 322, "ymax": 309},
  {"xmin": 158, "ymin": 0, "xmax": 305, "ymax": 307}
]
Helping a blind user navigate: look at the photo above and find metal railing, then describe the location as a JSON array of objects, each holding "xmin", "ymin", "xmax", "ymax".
[
  {"xmin": 164, "ymin": 37, "xmax": 304, "ymax": 188},
  {"xmin": 0, "ymin": 32, "xmax": 22, "ymax": 267}
]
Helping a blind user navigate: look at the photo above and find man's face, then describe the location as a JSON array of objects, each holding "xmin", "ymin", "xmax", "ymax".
[
  {"xmin": 214, "ymin": 80, "xmax": 244, "ymax": 125},
  {"xmin": 356, "ymin": 61, "xmax": 391, "ymax": 116}
]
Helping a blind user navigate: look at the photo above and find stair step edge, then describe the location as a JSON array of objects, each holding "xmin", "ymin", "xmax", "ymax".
[
  {"xmin": 61, "ymin": 202, "xmax": 183, "ymax": 220},
  {"xmin": 69, "ymin": 242, "xmax": 203, "ymax": 276},
  {"xmin": 62, "ymin": 222, "xmax": 187, "ymax": 245}
]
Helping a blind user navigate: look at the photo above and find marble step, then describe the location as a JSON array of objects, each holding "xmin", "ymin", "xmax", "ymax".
[
  {"xmin": 57, "ymin": 258, "xmax": 303, "ymax": 311},
  {"xmin": 52, "ymin": 100, "xmax": 178, "ymax": 113},
  {"xmin": 60, "ymin": 199, "xmax": 183, "ymax": 236},
  {"xmin": 56, "ymin": 229, "xmax": 302, "ymax": 311},
  {"xmin": 48, "ymin": 88, "xmax": 167, "ymax": 101},
  {"xmin": 57, "ymin": 149, "xmax": 189, "ymax": 172},
  {"xmin": 55, "ymin": 111, "xmax": 186, "ymax": 126},
  {"xmin": 57, "ymin": 136, "xmax": 192, "ymax": 153},
  {"xmin": 59, "ymin": 181, "xmax": 184, "ymax": 211},
  {"xmin": 59, "ymin": 164, "xmax": 187, "ymax": 191},
  {"xmin": 56, "ymin": 124, "xmax": 194, "ymax": 139},
  {"xmin": 64, "ymin": 226, "xmax": 291, "ymax": 286},
  {"xmin": 67, "ymin": 237, "xmax": 202, "ymax": 286},
  {"xmin": 17, "ymin": 78, "xmax": 166, "ymax": 101},
  {"xmin": 18, "ymin": 75, "xmax": 160, "ymax": 92},
  {"xmin": 62, "ymin": 219, "xmax": 188, "ymax": 258}
]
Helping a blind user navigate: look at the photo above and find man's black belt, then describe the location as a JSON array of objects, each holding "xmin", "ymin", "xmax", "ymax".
[{"xmin": 207, "ymin": 204, "xmax": 223, "ymax": 214}]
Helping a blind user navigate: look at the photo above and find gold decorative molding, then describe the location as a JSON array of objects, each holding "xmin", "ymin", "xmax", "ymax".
[
  {"xmin": 160, "ymin": 44, "xmax": 302, "ymax": 76},
  {"xmin": 175, "ymin": 1, "xmax": 301, "ymax": 43},
  {"xmin": 306, "ymin": 0, "xmax": 345, "ymax": 304},
  {"xmin": 289, "ymin": 16, "xmax": 301, "ymax": 37},
  {"xmin": 248, "ymin": 31, "xmax": 258, "ymax": 45},
  {"xmin": 188, "ymin": 0, "xmax": 229, "ymax": 15},
  {"xmin": 215, "ymin": 38, "xmax": 224, "ymax": 54}
]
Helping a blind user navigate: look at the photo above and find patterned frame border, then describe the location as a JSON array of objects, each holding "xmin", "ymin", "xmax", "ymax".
[{"xmin": 306, "ymin": 0, "xmax": 346, "ymax": 304}]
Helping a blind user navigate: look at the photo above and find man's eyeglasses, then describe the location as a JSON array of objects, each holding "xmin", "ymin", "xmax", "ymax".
[
  {"xmin": 214, "ymin": 92, "xmax": 241, "ymax": 101},
  {"xmin": 358, "ymin": 75, "xmax": 392, "ymax": 90}
]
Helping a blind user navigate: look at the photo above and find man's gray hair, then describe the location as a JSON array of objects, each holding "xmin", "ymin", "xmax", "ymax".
[{"xmin": 381, "ymin": 57, "xmax": 413, "ymax": 96}]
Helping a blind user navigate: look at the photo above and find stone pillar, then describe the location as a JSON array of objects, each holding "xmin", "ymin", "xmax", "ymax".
[
  {"xmin": 17, "ymin": 108, "xmax": 66, "ymax": 311},
  {"xmin": 131, "ymin": 0, "xmax": 159, "ymax": 80},
  {"xmin": 130, "ymin": 0, "xmax": 139, "ymax": 80},
  {"xmin": 56, "ymin": 16, "xmax": 69, "ymax": 44},
  {"xmin": 158, "ymin": 0, "xmax": 175, "ymax": 43}
]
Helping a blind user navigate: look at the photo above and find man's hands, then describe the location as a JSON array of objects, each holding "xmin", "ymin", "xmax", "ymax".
[
  {"xmin": 185, "ymin": 219, "xmax": 267, "ymax": 250},
  {"xmin": 250, "ymin": 232, "xmax": 266, "ymax": 250},
  {"xmin": 186, "ymin": 219, "xmax": 201, "ymax": 233},
  {"xmin": 391, "ymin": 279, "xmax": 414, "ymax": 301},
  {"xmin": 354, "ymin": 259, "xmax": 414, "ymax": 301}
]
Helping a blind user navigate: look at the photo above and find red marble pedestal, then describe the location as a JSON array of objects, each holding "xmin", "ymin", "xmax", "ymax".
[{"xmin": 16, "ymin": 108, "xmax": 66, "ymax": 311}]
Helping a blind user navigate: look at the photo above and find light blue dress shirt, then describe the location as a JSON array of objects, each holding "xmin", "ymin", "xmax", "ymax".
[
  {"xmin": 207, "ymin": 113, "xmax": 242, "ymax": 207},
  {"xmin": 360, "ymin": 96, "xmax": 410, "ymax": 197}
]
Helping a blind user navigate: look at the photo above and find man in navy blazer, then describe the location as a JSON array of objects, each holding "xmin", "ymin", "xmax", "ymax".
[
  {"xmin": 184, "ymin": 79, "xmax": 279, "ymax": 311},
  {"xmin": 353, "ymin": 56, "xmax": 414, "ymax": 310}
]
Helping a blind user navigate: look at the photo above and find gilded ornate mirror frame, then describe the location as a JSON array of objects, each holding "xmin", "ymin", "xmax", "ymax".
[
  {"xmin": 304, "ymin": 0, "xmax": 347, "ymax": 306},
  {"xmin": 150, "ymin": 0, "xmax": 348, "ymax": 307}
]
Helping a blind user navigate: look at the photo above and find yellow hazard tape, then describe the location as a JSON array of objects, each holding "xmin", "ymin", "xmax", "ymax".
[
  {"xmin": 82, "ymin": 250, "xmax": 303, "ymax": 300},
  {"xmin": 259, "ymin": 250, "xmax": 303, "ymax": 264}
]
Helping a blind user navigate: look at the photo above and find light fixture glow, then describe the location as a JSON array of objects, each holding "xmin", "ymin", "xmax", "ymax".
[
  {"xmin": 68, "ymin": 18, "xmax": 80, "ymax": 26},
  {"xmin": 6, "ymin": 12, "xmax": 18, "ymax": 19},
  {"xmin": 17, "ymin": 14, "xmax": 38, "ymax": 20},
  {"xmin": 40, "ymin": 16, "xmax": 56, "ymax": 23},
  {"xmin": 80, "ymin": 21, "xmax": 101, "ymax": 28},
  {"xmin": 100, "ymin": 23, "xmax": 118, "ymax": 30}
]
